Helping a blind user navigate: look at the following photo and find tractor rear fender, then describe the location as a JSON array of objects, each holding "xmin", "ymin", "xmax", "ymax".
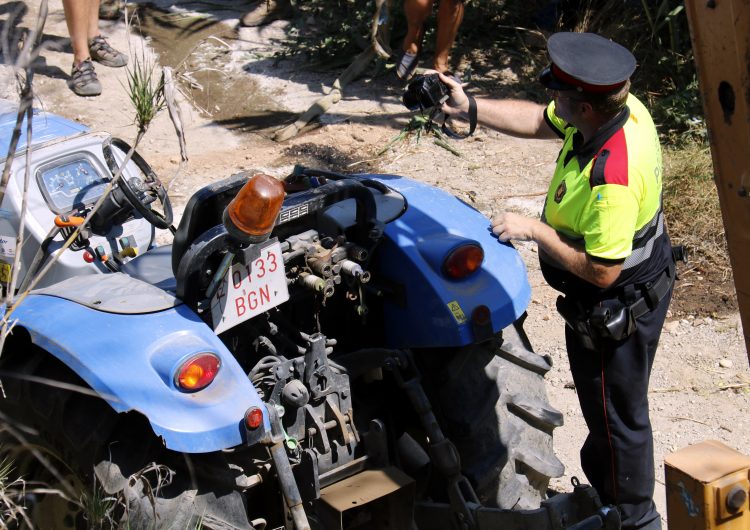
[
  {"xmin": 362, "ymin": 175, "xmax": 531, "ymax": 348},
  {"xmin": 9, "ymin": 274, "xmax": 268, "ymax": 453}
]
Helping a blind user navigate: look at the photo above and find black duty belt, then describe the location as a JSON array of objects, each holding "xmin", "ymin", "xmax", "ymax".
[
  {"xmin": 625, "ymin": 265, "xmax": 674, "ymax": 320},
  {"xmin": 557, "ymin": 265, "xmax": 674, "ymax": 348}
]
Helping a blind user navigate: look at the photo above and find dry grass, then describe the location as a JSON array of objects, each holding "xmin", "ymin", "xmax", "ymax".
[{"xmin": 662, "ymin": 142, "xmax": 728, "ymax": 274}]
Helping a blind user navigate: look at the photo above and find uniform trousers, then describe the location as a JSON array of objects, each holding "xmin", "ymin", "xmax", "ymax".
[{"xmin": 566, "ymin": 284, "xmax": 672, "ymax": 530}]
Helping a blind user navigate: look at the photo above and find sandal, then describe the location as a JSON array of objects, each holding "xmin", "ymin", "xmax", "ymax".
[
  {"xmin": 70, "ymin": 59, "xmax": 102, "ymax": 97},
  {"xmin": 89, "ymin": 35, "xmax": 128, "ymax": 68},
  {"xmin": 99, "ymin": 0, "xmax": 122, "ymax": 20},
  {"xmin": 395, "ymin": 51, "xmax": 419, "ymax": 81}
]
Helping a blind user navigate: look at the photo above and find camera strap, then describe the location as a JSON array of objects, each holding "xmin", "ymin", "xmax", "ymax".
[{"xmin": 441, "ymin": 95, "xmax": 477, "ymax": 139}]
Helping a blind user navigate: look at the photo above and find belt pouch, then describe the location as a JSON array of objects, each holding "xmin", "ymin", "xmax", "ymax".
[
  {"xmin": 556, "ymin": 295, "xmax": 598, "ymax": 350},
  {"xmin": 589, "ymin": 300, "xmax": 637, "ymax": 341}
]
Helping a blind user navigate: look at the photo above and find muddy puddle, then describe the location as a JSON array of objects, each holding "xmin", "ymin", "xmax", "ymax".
[{"xmin": 133, "ymin": 5, "xmax": 295, "ymax": 132}]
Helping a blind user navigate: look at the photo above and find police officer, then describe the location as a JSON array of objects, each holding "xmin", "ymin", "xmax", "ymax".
[{"xmin": 440, "ymin": 32, "xmax": 673, "ymax": 530}]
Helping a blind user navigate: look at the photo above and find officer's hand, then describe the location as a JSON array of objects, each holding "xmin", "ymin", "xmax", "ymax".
[
  {"xmin": 492, "ymin": 212, "xmax": 537, "ymax": 242},
  {"xmin": 437, "ymin": 71, "xmax": 470, "ymax": 117}
]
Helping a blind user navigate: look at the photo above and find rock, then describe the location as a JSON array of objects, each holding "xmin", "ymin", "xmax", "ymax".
[
  {"xmin": 692, "ymin": 318, "xmax": 704, "ymax": 327},
  {"xmin": 664, "ymin": 321, "xmax": 680, "ymax": 334},
  {"xmin": 719, "ymin": 359, "xmax": 733, "ymax": 368},
  {"xmin": 543, "ymin": 314, "xmax": 550, "ymax": 321}
]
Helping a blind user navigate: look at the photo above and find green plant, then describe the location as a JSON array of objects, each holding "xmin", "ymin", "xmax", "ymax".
[
  {"xmin": 648, "ymin": 71, "xmax": 705, "ymax": 145},
  {"xmin": 276, "ymin": 0, "xmax": 393, "ymax": 69},
  {"xmin": 127, "ymin": 49, "xmax": 166, "ymax": 134},
  {"xmin": 378, "ymin": 112, "xmax": 462, "ymax": 157},
  {"xmin": 0, "ymin": 453, "xmax": 32, "ymax": 527},
  {"xmin": 80, "ymin": 475, "xmax": 119, "ymax": 529},
  {"xmin": 639, "ymin": 0, "xmax": 685, "ymax": 52}
]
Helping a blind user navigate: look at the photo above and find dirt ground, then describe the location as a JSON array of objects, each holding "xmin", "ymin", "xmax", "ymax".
[{"xmin": 3, "ymin": 0, "xmax": 750, "ymax": 527}]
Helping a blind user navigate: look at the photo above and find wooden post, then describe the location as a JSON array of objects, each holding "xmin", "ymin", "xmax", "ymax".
[{"xmin": 685, "ymin": 0, "xmax": 750, "ymax": 359}]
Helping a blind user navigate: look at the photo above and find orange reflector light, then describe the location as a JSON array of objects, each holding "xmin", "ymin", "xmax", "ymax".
[
  {"xmin": 245, "ymin": 407, "xmax": 264, "ymax": 430},
  {"xmin": 443, "ymin": 244, "xmax": 484, "ymax": 279},
  {"xmin": 175, "ymin": 353, "xmax": 220, "ymax": 392},
  {"xmin": 224, "ymin": 173, "xmax": 285, "ymax": 242}
]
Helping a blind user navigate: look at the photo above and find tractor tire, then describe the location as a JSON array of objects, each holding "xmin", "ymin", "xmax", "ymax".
[
  {"xmin": 427, "ymin": 315, "xmax": 564, "ymax": 510},
  {"xmin": 0, "ymin": 336, "xmax": 254, "ymax": 530}
]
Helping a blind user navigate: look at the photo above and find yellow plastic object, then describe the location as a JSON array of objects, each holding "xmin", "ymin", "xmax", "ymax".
[
  {"xmin": 665, "ymin": 440, "xmax": 750, "ymax": 529},
  {"xmin": 119, "ymin": 247, "xmax": 137, "ymax": 259}
]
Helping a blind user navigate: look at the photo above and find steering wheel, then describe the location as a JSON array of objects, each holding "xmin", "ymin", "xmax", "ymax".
[{"xmin": 102, "ymin": 137, "xmax": 173, "ymax": 229}]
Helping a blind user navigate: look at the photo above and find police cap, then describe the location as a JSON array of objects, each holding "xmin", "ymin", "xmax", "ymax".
[{"xmin": 539, "ymin": 32, "xmax": 636, "ymax": 94}]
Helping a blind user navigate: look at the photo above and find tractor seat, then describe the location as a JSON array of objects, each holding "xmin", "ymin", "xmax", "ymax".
[{"xmin": 120, "ymin": 172, "xmax": 251, "ymax": 292}]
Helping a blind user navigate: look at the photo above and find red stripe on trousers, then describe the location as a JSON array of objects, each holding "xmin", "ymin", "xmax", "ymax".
[{"xmin": 601, "ymin": 353, "xmax": 618, "ymax": 500}]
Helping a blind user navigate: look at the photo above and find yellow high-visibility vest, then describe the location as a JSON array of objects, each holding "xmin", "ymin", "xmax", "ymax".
[{"xmin": 543, "ymin": 94, "xmax": 663, "ymax": 263}]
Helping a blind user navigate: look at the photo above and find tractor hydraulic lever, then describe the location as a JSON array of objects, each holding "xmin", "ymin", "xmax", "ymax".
[
  {"xmin": 265, "ymin": 405, "xmax": 312, "ymax": 530},
  {"xmin": 386, "ymin": 350, "xmax": 480, "ymax": 530}
]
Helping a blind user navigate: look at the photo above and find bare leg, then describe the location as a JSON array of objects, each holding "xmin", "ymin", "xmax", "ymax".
[
  {"xmin": 62, "ymin": 0, "xmax": 91, "ymax": 64},
  {"xmin": 87, "ymin": 0, "xmax": 102, "ymax": 40},
  {"xmin": 433, "ymin": 0, "xmax": 464, "ymax": 72},
  {"xmin": 401, "ymin": 0, "xmax": 433, "ymax": 55}
]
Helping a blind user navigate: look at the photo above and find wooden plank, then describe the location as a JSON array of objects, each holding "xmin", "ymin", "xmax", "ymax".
[{"xmin": 685, "ymin": 0, "xmax": 750, "ymax": 359}]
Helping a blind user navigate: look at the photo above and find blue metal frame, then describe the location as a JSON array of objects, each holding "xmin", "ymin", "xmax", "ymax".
[
  {"xmin": 0, "ymin": 107, "xmax": 88, "ymax": 163},
  {"xmin": 12, "ymin": 293, "xmax": 269, "ymax": 453},
  {"xmin": 363, "ymin": 174, "xmax": 531, "ymax": 348},
  {"xmin": 6, "ymin": 157, "xmax": 531, "ymax": 451}
]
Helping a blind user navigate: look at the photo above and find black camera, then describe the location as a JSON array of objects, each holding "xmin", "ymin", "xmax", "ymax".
[{"xmin": 402, "ymin": 74, "xmax": 450, "ymax": 111}]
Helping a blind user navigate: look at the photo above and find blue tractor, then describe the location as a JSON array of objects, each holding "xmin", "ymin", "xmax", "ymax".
[{"xmin": 0, "ymin": 103, "xmax": 616, "ymax": 529}]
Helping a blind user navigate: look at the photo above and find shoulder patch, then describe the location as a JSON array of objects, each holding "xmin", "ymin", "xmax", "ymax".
[{"xmin": 589, "ymin": 129, "xmax": 629, "ymax": 188}]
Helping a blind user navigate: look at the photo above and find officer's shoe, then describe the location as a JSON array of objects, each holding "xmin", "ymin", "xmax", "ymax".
[{"xmin": 240, "ymin": 0, "xmax": 293, "ymax": 27}]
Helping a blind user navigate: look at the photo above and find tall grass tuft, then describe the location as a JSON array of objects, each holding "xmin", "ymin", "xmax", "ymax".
[
  {"xmin": 126, "ymin": 48, "xmax": 165, "ymax": 135},
  {"xmin": 662, "ymin": 141, "xmax": 726, "ymax": 273},
  {"xmin": 0, "ymin": 453, "xmax": 33, "ymax": 527}
]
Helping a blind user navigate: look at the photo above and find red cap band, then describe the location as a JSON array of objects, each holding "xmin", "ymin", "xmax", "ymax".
[{"xmin": 551, "ymin": 64, "xmax": 626, "ymax": 94}]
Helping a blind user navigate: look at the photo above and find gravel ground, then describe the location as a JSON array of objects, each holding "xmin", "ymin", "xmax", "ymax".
[{"xmin": 2, "ymin": 1, "xmax": 749, "ymax": 527}]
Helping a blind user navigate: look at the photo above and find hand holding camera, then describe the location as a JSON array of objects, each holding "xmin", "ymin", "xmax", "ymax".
[
  {"xmin": 402, "ymin": 73, "xmax": 450, "ymax": 111},
  {"xmin": 402, "ymin": 72, "xmax": 477, "ymax": 138},
  {"xmin": 402, "ymin": 72, "xmax": 468, "ymax": 112}
]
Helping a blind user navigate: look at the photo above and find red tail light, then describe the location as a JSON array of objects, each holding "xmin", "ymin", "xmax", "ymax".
[
  {"xmin": 175, "ymin": 353, "xmax": 221, "ymax": 392},
  {"xmin": 443, "ymin": 244, "xmax": 484, "ymax": 279},
  {"xmin": 245, "ymin": 407, "xmax": 264, "ymax": 430}
]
